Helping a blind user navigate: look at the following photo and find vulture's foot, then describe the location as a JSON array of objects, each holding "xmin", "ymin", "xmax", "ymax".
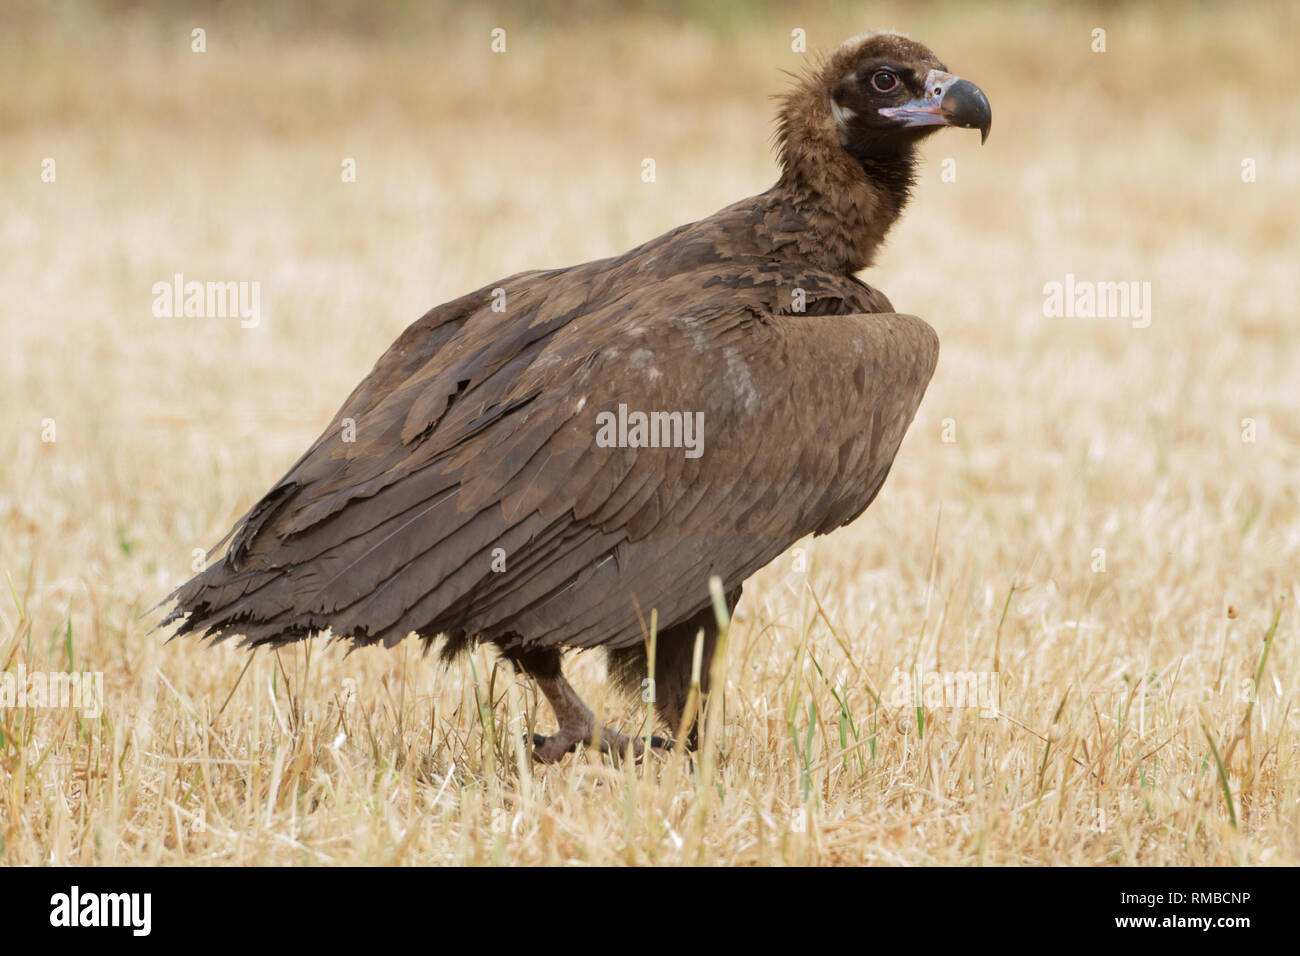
[
  {"xmin": 600, "ymin": 727, "xmax": 674, "ymax": 761},
  {"xmin": 528, "ymin": 728, "xmax": 672, "ymax": 763},
  {"xmin": 528, "ymin": 730, "xmax": 582, "ymax": 763},
  {"xmin": 511, "ymin": 646, "xmax": 672, "ymax": 763}
]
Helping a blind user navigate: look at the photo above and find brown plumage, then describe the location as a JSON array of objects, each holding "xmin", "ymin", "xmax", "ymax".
[{"xmin": 160, "ymin": 32, "xmax": 990, "ymax": 761}]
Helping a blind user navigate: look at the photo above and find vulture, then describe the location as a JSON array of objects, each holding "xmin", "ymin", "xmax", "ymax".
[{"xmin": 160, "ymin": 32, "xmax": 990, "ymax": 761}]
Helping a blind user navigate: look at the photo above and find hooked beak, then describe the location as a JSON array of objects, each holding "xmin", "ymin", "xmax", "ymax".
[{"xmin": 878, "ymin": 69, "xmax": 992, "ymax": 144}]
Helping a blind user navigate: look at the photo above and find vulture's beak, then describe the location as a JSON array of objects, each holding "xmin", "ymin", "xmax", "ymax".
[{"xmin": 878, "ymin": 69, "xmax": 992, "ymax": 143}]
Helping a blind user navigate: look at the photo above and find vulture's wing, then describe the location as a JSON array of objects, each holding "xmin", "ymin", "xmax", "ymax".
[{"xmin": 164, "ymin": 288, "xmax": 937, "ymax": 653}]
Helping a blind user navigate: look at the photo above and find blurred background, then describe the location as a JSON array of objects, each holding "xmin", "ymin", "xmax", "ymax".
[{"xmin": 1, "ymin": 1, "xmax": 1297, "ymax": 864}]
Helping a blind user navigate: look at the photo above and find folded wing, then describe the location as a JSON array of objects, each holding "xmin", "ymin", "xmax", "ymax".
[{"xmin": 163, "ymin": 271, "xmax": 937, "ymax": 654}]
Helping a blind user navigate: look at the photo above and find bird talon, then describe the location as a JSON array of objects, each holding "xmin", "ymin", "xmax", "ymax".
[{"xmin": 529, "ymin": 731, "xmax": 582, "ymax": 763}]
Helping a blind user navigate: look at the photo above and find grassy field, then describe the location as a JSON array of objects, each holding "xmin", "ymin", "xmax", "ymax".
[{"xmin": 1, "ymin": 0, "xmax": 1297, "ymax": 865}]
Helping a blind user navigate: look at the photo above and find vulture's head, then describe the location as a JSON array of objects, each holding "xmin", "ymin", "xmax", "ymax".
[
  {"xmin": 773, "ymin": 31, "xmax": 991, "ymax": 269},
  {"xmin": 778, "ymin": 32, "xmax": 990, "ymax": 183},
  {"xmin": 825, "ymin": 32, "xmax": 991, "ymax": 153}
]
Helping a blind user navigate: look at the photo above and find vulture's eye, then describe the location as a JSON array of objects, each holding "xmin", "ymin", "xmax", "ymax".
[{"xmin": 870, "ymin": 70, "xmax": 898, "ymax": 93}]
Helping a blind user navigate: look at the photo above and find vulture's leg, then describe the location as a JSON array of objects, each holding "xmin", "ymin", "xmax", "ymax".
[
  {"xmin": 649, "ymin": 616, "xmax": 717, "ymax": 751},
  {"xmin": 609, "ymin": 586, "xmax": 742, "ymax": 751},
  {"xmin": 508, "ymin": 646, "xmax": 667, "ymax": 763}
]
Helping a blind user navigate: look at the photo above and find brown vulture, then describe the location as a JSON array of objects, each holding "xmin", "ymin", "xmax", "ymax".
[{"xmin": 159, "ymin": 32, "xmax": 990, "ymax": 761}]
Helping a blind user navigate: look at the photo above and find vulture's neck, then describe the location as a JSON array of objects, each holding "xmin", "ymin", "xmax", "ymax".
[{"xmin": 764, "ymin": 80, "xmax": 914, "ymax": 275}]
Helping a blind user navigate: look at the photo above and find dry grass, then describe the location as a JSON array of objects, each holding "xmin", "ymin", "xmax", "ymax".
[{"xmin": 1, "ymin": 0, "xmax": 1298, "ymax": 865}]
